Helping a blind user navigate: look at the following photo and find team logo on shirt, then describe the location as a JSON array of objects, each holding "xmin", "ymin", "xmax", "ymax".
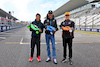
[{"xmin": 68, "ymin": 22, "xmax": 71, "ymax": 24}]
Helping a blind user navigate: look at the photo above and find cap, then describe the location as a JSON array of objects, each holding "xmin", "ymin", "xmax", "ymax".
[
  {"xmin": 36, "ymin": 13, "xmax": 41, "ymax": 17},
  {"xmin": 65, "ymin": 12, "xmax": 70, "ymax": 16},
  {"xmin": 48, "ymin": 10, "xmax": 53, "ymax": 14}
]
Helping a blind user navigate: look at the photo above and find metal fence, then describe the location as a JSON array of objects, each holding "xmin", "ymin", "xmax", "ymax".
[{"xmin": 0, "ymin": 17, "xmax": 26, "ymax": 32}]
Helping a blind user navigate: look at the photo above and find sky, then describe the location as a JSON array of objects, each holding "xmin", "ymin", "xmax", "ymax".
[{"xmin": 0, "ymin": 0, "xmax": 69, "ymax": 22}]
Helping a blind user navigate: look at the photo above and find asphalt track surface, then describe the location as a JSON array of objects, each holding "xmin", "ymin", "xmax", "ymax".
[{"xmin": 0, "ymin": 26, "xmax": 100, "ymax": 67}]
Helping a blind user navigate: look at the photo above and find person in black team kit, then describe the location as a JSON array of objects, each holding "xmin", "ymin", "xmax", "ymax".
[
  {"xmin": 44, "ymin": 10, "xmax": 58, "ymax": 64},
  {"xmin": 60, "ymin": 12, "xmax": 75, "ymax": 65},
  {"xmin": 29, "ymin": 13, "xmax": 44, "ymax": 62}
]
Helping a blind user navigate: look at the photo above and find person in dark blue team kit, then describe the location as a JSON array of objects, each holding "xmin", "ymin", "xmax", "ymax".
[
  {"xmin": 44, "ymin": 10, "xmax": 58, "ymax": 64},
  {"xmin": 29, "ymin": 13, "xmax": 44, "ymax": 62},
  {"xmin": 60, "ymin": 12, "xmax": 75, "ymax": 65}
]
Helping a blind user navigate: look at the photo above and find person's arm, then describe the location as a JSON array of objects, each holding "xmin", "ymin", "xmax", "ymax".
[
  {"xmin": 39, "ymin": 23, "xmax": 44, "ymax": 33},
  {"xmin": 70, "ymin": 21, "xmax": 75, "ymax": 31},
  {"xmin": 54, "ymin": 20, "xmax": 58, "ymax": 31},
  {"xmin": 59, "ymin": 22, "xmax": 64, "ymax": 29},
  {"xmin": 30, "ymin": 22, "xmax": 33, "ymax": 31},
  {"xmin": 44, "ymin": 20, "xmax": 47, "ymax": 28},
  {"xmin": 44, "ymin": 20, "xmax": 49, "ymax": 31}
]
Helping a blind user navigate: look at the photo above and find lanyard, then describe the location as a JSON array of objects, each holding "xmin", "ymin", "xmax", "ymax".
[
  {"xmin": 50, "ymin": 20, "xmax": 52, "ymax": 25},
  {"xmin": 49, "ymin": 18, "xmax": 54, "ymax": 25}
]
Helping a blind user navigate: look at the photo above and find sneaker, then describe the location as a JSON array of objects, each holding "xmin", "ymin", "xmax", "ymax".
[
  {"xmin": 29, "ymin": 57, "xmax": 33, "ymax": 62},
  {"xmin": 46, "ymin": 57, "xmax": 51, "ymax": 62},
  {"xmin": 53, "ymin": 59, "xmax": 57, "ymax": 64},
  {"xmin": 70, "ymin": 61, "xmax": 72, "ymax": 65},
  {"xmin": 37, "ymin": 56, "xmax": 41, "ymax": 62},
  {"xmin": 61, "ymin": 58, "xmax": 67, "ymax": 63},
  {"xmin": 69, "ymin": 58, "xmax": 72, "ymax": 65}
]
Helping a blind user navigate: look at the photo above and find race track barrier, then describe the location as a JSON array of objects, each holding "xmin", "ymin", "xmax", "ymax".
[
  {"xmin": 0, "ymin": 25, "xmax": 26, "ymax": 32},
  {"xmin": 76, "ymin": 28, "xmax": 100, "ymax": 32}
]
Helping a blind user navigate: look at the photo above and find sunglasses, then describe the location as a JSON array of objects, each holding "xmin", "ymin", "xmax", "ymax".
[{"xmin": 65, "ymin": 15, "xmax": 69, "ymax": 16}]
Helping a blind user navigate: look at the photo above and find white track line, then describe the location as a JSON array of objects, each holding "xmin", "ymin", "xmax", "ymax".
[
  {"xmin": 0, "ymin": 37, "xmax": 6, "ymax": 39},
  {"xmin": 0, "ymin": 32, "xmax": 13, "ymax": 34},
  {"xmin": 20, "ymin": 42, "xmax": 57, "ymax": 45},
  {"xmin": 20, "ymin": 38, "xmax": 23, "ymax": 44},
  {"xmin": 20, "ymin": 38, "xmax": 57, "ymax": 45}
]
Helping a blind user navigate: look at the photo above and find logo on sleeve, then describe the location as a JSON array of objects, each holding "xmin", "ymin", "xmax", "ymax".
[
  {"xmin": 53, "ymin": 20, "xmax": 55, "ymax": 22},
  {"xmin": 68, "ymin": 22, "xmax": 71, "ymax": 24},
  {"xmin": 47, "ymin": 20, "xmax": 49, "ymax": 22},
  {"xmin": 62, "ymin": 22, "xmax": 65, "ymax": 25}
]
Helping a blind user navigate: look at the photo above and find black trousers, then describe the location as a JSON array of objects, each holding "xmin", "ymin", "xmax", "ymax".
[
  {"xmin": 63, "ymin": 38, "xmax": 72, "ymax": 58},
  {"xmin": 31, "ymin": 36, "xmax": 40, "ymax": 57}
]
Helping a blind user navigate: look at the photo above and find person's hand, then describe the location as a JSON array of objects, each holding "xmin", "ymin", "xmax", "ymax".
[
  {"xmin": 71, "ymin": 27, "xmax": 74, "ymax": 30},
  {"xmin": 61, "ymin": 26, "xmax": 63, "ymax": 29},
  {"xmin": 49, "ymin": 25, "xmax": 51, "ymax": 27},
  {"xmin": 65, "ymin": 26, "xmax": 72, "ymax": 30},
  {"xmin": 54, "ymin": 31, "xmax": 56, "ymax": 33},
  {"xmin": 39, "ymin": 30, "xmax": 42, "ymax": 32},
  {"xmin": 62, "ymin": 26, "xmax": 71, "ymax": 31},
  {"xmin": 46, "ymin": 29, "xmax": 48, "ymax": 31},
  {"xmin": 66, "ymin": 26, "xmax": 70, "ymax": 28}
]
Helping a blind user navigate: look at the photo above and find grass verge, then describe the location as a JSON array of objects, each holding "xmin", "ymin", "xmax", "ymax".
[{"xmin": 75, "ymin": 30, "xmax": 100, "ymax": 35}]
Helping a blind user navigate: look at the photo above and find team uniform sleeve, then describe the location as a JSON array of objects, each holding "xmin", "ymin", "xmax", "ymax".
[
  {"xmin": 43, "ymin": 20, "xmax": 47, "ymax": 28},
  {"xmin": 59, "ymin": 22, "xmax": 64, "ymax": 29},
  {"xmin": 71, "ymin": 21, "xmax": 75, "ymax": 31},
  {"xmin": 30, "ymin": 22, "xmax": 34, "ymax": 31},
  {"xmin": 55, "ymin": 20, "xmax": 58, "ymax": 31},
  {"xmin": 40, "ymin": 23, "xmax": 44, "ymax": 33}
]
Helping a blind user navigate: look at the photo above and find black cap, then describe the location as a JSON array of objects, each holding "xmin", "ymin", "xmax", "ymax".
[
  {"xmin": 48, "ymin": 10, "xmax": 53, "ymax": 14},
  {"xmin": 36, "ymin": 13, "xmax": 41, "ymax": 17}
]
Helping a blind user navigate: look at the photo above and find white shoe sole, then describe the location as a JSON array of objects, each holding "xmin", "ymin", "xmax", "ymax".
[
  {"xmin": 62, "ymin": 59, "xmax": 67, "ymax": 63},
  {"xmin": 29, "ymin": 59, "xmax": 33, "ymax": 62},
  {"xmin": 37, "ymin": 59, "xmax": 41, "ymax": 62}
]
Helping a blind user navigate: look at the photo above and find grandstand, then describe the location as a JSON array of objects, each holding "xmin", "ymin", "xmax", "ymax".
[
  {"xmin": 54, "ymin": 0, "xmax": 100, "ymax": 32},
  {"xmin": 0, "ymin": 8, "xmax": 27, "ymax": 32}
]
